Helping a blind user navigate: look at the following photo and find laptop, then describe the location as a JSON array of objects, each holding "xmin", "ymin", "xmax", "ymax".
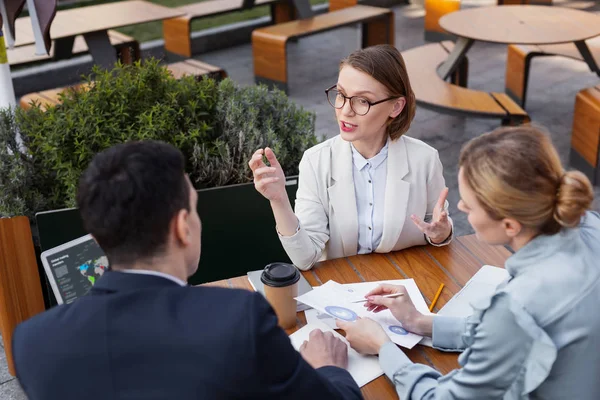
[{"xmin": 40, "ymin": 234, "xmax": 110, "ymax": 305}]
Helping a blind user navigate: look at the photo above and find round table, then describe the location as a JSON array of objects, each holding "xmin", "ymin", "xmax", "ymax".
[{"xmin": 436, "ymin": 5, "xmax": 600, "ymax": 81}]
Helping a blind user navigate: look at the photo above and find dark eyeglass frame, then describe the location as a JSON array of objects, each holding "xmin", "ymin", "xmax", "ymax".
[{"xmin": 325, "ymin": 84, "xmax": 399, "ymax": 116}]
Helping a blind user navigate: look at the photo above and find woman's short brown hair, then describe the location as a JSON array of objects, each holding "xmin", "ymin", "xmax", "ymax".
[
  {"xmin": 340, "ymin": 45, "xmax": 416, "ymax": 141},
  {"xmin": 459, "ymin": 125, "xmax": 594, "ymax": 235}
]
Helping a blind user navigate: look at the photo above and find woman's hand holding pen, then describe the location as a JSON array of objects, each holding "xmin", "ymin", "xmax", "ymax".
[
  {"xmin": 249, "ymin": 148, "xmax": 287, "ymax": 203},
  {"xmin": 363, "ymin": 284, "xmax": 433, "ymax": 337},
  {"xmin": 249, "ymin": 147, "xmax": 299, "ymax": 237},
  {"xmin": 411, "ymin": 187, "xmax": 452, "ymax": 244}
]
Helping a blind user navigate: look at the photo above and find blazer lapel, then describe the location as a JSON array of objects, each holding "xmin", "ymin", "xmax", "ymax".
[
  {"xmin": 327, "ymin": 137, "xmax": 358, "ymax": 256},
  {"xmin": 376, "ymin": 137, "xmax": 410, "ymax": 253}
]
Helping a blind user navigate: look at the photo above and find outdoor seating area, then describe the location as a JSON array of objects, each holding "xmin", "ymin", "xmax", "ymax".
[{"xmin": 1, "ymin": 0, "xmax": 600, "ymax": 398}]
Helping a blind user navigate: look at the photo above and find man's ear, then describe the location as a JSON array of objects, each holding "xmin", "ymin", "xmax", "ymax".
[
  {"xmin": 174, "ymin": 209, "xmax": 192, "ymax": 246},
  {"xmin": 390, "ymin": 97, "xmax": 406, "ymax": 119},
  {"xmin": 502, "ymin": 218, "xmax": 522, "ymax": 239}
]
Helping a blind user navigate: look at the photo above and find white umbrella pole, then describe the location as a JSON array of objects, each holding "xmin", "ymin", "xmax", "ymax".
[{"xmin": 0, "ymin": 29, "xmax": 16, "ymax": 109}]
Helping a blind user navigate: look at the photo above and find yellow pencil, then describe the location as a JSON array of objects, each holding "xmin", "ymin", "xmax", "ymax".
[{"xmin": 429, "ymin": 283, "xmax": 445, "ymax": 312}]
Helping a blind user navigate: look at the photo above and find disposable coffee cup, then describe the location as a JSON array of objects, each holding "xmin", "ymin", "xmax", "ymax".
[{"xmin": 261, "ymin": 262, "xmax": 301, "ymax": 329}]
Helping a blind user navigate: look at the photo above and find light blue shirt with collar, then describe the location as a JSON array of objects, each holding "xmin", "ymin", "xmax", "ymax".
[
  {"xmin": 378, "ymin": 211, "xmax": 600, "ymax": 399},
  {"xmin": 350, "ymin": 141, "xmax": 389, "ymax": 254},
  {"xmin": 120, "ymin": 269, "xmax": 188, "ymax": 287}
]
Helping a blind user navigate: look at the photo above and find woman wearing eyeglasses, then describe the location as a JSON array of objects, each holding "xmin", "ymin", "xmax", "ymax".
[{"xmin": 249, "ymin": 45, "xmax": 452, "ymax": 270}]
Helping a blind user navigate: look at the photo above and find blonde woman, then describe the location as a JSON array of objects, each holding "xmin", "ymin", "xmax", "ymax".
[
  {"xmin": 249, "ymin": 45, "xmax": 453, "ymax": 270},
  {"xmin": 338, "ymin": 126, "xmax": 600, "ymax": 399}
]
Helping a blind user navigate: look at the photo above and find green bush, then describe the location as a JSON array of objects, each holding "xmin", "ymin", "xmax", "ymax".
[
  {"xmin": 0, "ymin": 58, "xmax": 319, "ymax": 218},
  {"xmin": 191, "ymin": 79, "xmax": 318, "ymax": 188},
  {"xmin": 0, "ymin": 108, "xmax": 49, "ymax": 219}
]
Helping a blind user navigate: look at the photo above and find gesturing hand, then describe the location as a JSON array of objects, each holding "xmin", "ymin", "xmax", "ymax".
[
  {"xmin": 248, "ymin": 147, "xmax": 287, "ymax": 203},
  {"xmin": 299, "ymin": 329, "xmax": 349, "ymax": 370},
  {"xmin": 411, "ymin": 187, "xmax": 452, "ymax": 244},
  {"xmin": 362, "ymin": 284, "xmax": 432, "ymax": 337}
]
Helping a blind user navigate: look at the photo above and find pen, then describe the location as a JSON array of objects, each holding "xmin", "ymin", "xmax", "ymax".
[
  {"xmin": 429, "ymin": 283, "xmax": 445, "ymax": 312},
  {"xmin": 351, "ymin": 292, "xmax": 404, "ymax": 303}
]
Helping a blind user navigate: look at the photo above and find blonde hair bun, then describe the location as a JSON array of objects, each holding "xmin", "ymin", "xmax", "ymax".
[{"xmin": 554, "ymin": 171, "xmax": 594, "ymax": 228}]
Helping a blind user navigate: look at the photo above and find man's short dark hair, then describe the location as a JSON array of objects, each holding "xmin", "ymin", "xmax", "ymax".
[{"xmin": 76, "ymin": 140, "xmax": 190, "ymax": 266}]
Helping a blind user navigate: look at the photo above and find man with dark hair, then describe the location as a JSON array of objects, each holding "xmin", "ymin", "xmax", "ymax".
[{"xmin": 12, "ymin": 140, "xmax": 363, "ymax": 400}]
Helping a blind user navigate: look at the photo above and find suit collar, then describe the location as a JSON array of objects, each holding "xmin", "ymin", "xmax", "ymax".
[
  {"xmin": 376, "ymin": 136, "xmax": 410, "ymax": 252},
  {"xmin": 329, "ymin": 136, "xmax": 358, "ymax": 256},
  {"xmin": 92, "ymin": 270, "xmax": 184, "ymax": 294}
]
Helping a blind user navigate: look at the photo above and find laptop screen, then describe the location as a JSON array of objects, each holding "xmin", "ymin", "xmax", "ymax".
[{"xmin": 40, "ymin": 234, "xmax": 110, "ymax": 305}]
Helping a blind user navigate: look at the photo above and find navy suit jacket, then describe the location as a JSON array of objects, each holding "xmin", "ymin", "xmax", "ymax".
[{"xmin": 13, "ymin": 271, "xmax": 363, "ymax": 399}]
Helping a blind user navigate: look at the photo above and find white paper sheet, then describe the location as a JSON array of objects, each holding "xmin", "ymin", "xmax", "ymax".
[
  {"xmin": 419, "ymin": 265, "xmax": 510, "ymax": 347},
  {"xmin": 296, "ymin": 279, "xmax": 428, "ymax": 349},
  {"xmin": 305, "ymin": 308, "xmax": 338, "ymax": 329},
  {"xmin": 289, "ymin": 322, "xmax": 384, "ymax": 387}
]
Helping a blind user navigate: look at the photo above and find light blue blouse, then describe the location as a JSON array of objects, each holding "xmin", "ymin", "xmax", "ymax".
[
  {"xmin": 350, "ymin": 141, "xmax": 389, "ymax": 254},
  {"xmin": 379, "ymin": 211, "xmax": 600, "ymax": 399}
]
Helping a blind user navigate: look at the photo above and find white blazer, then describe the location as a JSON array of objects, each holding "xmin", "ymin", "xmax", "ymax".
[{"xmin": 279, "ymin": 135, "xmax": 450, "ymax": 270}]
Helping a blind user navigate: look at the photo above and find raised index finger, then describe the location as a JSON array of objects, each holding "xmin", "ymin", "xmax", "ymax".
[{"xmin": 436, "ymin": 187, "xmax": 449, "ymax": 213}]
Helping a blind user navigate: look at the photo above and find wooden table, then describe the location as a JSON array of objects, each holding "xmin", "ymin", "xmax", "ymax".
[
  {"xmin": 12, "ymin": 0, "xmax": 183, "ymax": 69},
  {"xmin": 437, "ymin": 5, "xmax": 600, "ymax": 81},
  {"xmin": 203, "ymin": 234, "xmax": 512, "ymax": 399}
]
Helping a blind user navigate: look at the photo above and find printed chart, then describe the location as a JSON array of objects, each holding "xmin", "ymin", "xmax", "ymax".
[{"xmin": 297, "ymin": 279, "xmax": 429, "ymax": 348}]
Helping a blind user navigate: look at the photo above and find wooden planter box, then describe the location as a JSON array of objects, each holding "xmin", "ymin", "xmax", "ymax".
[{"xmin": 0, "ymin": 217, "xmax": 46, "ymax": 376}]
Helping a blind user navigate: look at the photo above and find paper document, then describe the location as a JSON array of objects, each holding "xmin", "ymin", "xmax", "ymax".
[
  {"xmin": 420, "ymin": 265, "xmax": 510, "ymax": 347},
  {"xmin": 438, "ymin": 265, "xmax": 509, "ymax": 318},
  {"xmin": 305, "ymin": 308, "xmax": 338, "ymax": 329},
  {"xmin": 296, "ymin": 279, "xmax": 429, "ymax": 349},
  {"xmin": 289, "ymin": 322, "xmax": 384, "ymax": 387}
]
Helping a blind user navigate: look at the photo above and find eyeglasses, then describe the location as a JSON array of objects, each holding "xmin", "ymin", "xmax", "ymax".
[{"xmin": 325, "ymin": 85, "xmax": 399, "ymax": 116}]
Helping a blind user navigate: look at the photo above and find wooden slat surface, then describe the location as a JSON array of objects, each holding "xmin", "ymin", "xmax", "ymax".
[
  {"xmin": 491, "ymin": 92, "xmax": 529, "ymax": 121},
  {"xmin": 13, "ymin": 0, "xmax": 184, "ymax": 47},
  {"xmin": 199, "ymin": 234, "xmax": 510, "ymax": 399},
  {"xmin": 572, "ymin": 85, "xmax": 600, "ymax": 166},
  {"xmin": 7, "ymin": 30, "xmax": 134, "ymax": 66},
  {"xmin": 440, "ymin": 5, "xmax": 600, "ymax": 45},
  {"xmin": 457, "ymin": 235, "xmax": 511, "ymax": 268},
  {"xmin": 176, "ymin": 0, "xmax": 278, "ymax": 18},
  {"xmin": 402, "ymin": 42, "xmax": 509, "ymax": 117},
  {"xmin": 0, "ymin": 218, "xmax": 46, "ymax": 376},
  {"xmin": 255, "ymin": 5, "xmax": 391, "ymax": 39},
  {"xmin": 423, "ymin": 242, "xmax": 481, "ymax": 286}
]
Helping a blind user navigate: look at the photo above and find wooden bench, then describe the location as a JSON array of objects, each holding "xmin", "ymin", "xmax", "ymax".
[
  {"xmin": 402, "ymin": 41, "xmax": 530, "ymax": 125},
  {"xmin": 570, "ymin": 84, "xmax": 600, "ymax": 185},
  {"xmin": 7, "ymin": 31, "xmax": 140, "ymax": 67},
  {"xmin": 19, "ymin": 59, "xmax": 227, "ymax": 111},
  {"xmin": 252, "ymin": 5, "xmax": 394, "ymax": 93},
  {"xmin": 497, "ymin": 0, "xmax": 552, "ymax": 4},
  {"xmin": 163, "ymin": 0, "xmax": 298, "ymax": 58},
  {"xmin": 505, "ymin": 37, "xmax": 600, "ymax": 108}
]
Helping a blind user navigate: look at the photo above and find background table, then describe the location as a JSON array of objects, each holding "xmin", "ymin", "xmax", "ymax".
[
  {"xmin": 203, "ymin": 234, "xmax": 512, "ymax": 399},
  {"xmin": 438, "ymin": 5, "xmax": 600, "ymax": 81},
  {"xmin": 12, "ymin": 0, "xmax": 183, "ymax": 69}
]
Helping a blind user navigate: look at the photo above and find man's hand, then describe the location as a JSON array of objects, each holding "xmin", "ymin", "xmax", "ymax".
[
  {"xmin": 336, "ymin": 318, "xmax": 391, "ymax": 355},
  {"xmin": 299, "ymin": 329, "xmax": 349, "ymax": 369}
]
